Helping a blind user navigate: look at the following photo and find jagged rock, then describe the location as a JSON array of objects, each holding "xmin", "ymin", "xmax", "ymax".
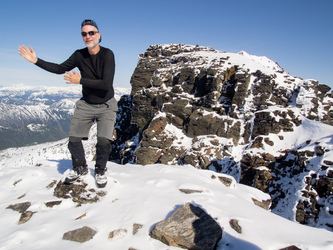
[
  {"xmin": 132, "ymin": 223, "xmax": 143, "ymax": 235},
  {"xmin": 110, "ymin": 94, "xmax": 134, "ymax": 163},
  {"xmin": 18, "ymin": 211, "xmax": 36, "ymax": 225},
  {"xmin": 218, "ymin": 176, "xmax": 233, "ymax": 187},
  {"xmin": 108, "ymin": 229, "xmax": 127, "ymax": 240},
  {"xmin": 46, "ymin": 180, "xmax": 57, "ymax": 189},
  {"xmin": 53, "ymin": 180, "xmax": 99, "ymax": 204},
  {"xmin": 62, "ymin": 226, "xmax": 97, "ymax": 243},
  {"xmin": 314, "ymin": 176, "xmax": 333, "ymax": 197},
  {"xmin": 6, "ymin": 202, "xmax": 35, "ymax": 225},
  {"xmin": 45, "ymin": 201, "xmax": 62, "ymax": 208},
  {"xmin": 6, "ymin": 201, "xmax": 31, "ymax": 213},
  {"xmin": 315, "ymin": 145, "xmax": 325, "ymax": 156},
  {"xmin": 179, "ymin": 188, "xmax": 203, "ymax": 194},
  {"xmin": 253, "ymin": 169, "xmax": 272, "ymax": 193},
  {"xmin": 150, "ymin": 202, "xmax": 222, "ymax": 249},
  {"xmin": 229, "ymin": 219, "xmax": 242, "ymax": 234},
  {"xmin": 250, "ymin": 109, "xmax": 301, "ymax": 139},
  {"xmin": 252, "ymin": 198, "xmax": 271, "ymax": 210}
]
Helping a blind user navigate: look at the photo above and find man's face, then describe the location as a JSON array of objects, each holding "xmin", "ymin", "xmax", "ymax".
[{"xmin": 81, "ymin": 25, "xmax": 101, "ymax": 49}]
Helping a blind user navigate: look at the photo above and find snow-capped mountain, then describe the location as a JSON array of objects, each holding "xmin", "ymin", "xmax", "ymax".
[
  {"xmin": 112, "ymin": 44, "xmax": 333, "ymax": 233},
  {"xmin": 0, "ymin": 85, "xmax": 130, "ymax": 150}
]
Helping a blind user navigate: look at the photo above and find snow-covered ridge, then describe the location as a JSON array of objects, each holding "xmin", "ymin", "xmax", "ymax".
[
  {"xmin": 0, "ymin": 128, "xmax": 332, "ymax": 249},
  {"xmin": 145, "ymin": 44, "xmax": 305, "ymax": 92}
]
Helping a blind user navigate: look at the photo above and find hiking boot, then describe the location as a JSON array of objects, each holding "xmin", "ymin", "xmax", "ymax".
[
  {"xmin": 95, "ymin": 173, "xmax": 107, "ymax": 188},
  {"xmin": 64, "ymin": 166, "xmax": 88, "ymax": 184}
]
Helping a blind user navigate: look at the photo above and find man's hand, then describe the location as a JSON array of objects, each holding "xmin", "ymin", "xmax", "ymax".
[
  {"xmin": 64, "ymin": 70, "xmax": 81, "ymax": 84},
  {"xmin": 18, "ymin": 45, "xmax": 38, "ymax": 64}
]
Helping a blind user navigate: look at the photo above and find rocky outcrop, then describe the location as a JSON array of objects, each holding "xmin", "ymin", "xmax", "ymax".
[
  {"xmin": 53, "ymin": 179, "xmax": 106, "ymax": 204},
  {"xmin": 112, "ymin": 44, "xmax": 333, "ymax": 231}
]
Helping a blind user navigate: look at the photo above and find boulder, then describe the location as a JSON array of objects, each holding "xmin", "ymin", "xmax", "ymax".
[
  {"xmin": 6, "ymin": 201, "xmax": 31, "ymax": 213},
  {"xmin": 132, "ymin": 223, "xmax": 143, "ymax": 235},
  {"xmin": 150, "ymin": 203, "xmax": 222, "ymax": 249},
  {"xmin": 229, "ymin": 219, "xmax": 242, "ymax": 234},
  {"xmin": 62, "ymin": 226, "xmax": 97, "ymax": 243},
  {"xmin": 18, "ymin": 211, "xmax": 36, "ymax": 225}
]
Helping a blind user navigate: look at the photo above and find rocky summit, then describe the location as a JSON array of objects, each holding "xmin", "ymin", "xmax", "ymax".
[{"xmin": 111, "ymin": 44, "xmax": 333, "ymax": 231}]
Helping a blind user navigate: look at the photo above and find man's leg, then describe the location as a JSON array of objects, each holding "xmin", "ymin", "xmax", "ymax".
[
  {"xmin": 94, "ymin": 98, "xmax": 118, "ymax": 188},
  {"xmin": 68, "ymin": 136, "xmax": 88, "ymax": 173},
  {"xmin": 95, "ymin": 137, "xmax": 111, "ymax": 174},
  {"xmin": 94, "ymin": 137, "xmax": 111, "ymax": 188},
  {"xmin": 64, "ymin": 137, "xmax": 88, "ymax": 184},
  {"xmin": 65, "ymin": 100, "xmax": 94, "ymax": 184},
  {"xmin": 95, "ymin": 137, "xmax": 112, "ymax": 175}
]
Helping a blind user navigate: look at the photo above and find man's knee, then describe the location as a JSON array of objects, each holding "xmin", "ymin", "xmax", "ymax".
[
  {"xmin": 69, "ymin": 136, "xmax": 82, "ymax": 143},
  {"xmin": 97, "ymin": 137, "xmax": 111, "ymax": 147}
]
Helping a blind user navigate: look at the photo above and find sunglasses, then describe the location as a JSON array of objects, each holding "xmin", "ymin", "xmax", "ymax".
[{"xmin": 81, "ymin": 31, "xmax": 99, "ymax": 37}]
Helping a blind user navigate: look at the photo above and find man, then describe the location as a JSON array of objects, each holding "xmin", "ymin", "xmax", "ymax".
[{"xmin": 18, "ymin": 19, "xmax": 117, "ymax": 188}]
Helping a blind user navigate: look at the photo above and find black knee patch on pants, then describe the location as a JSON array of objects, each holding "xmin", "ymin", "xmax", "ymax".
[
  {"xmin": 97, "ymin": 137, "xmax": 111, "ymax": 147},
  {"xmin": 69, "ymin": 136, "xmax": 82, "ymax": 143}
]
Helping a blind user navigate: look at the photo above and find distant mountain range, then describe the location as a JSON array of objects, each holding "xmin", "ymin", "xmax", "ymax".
[{"xmin": 0, "ymin": 85, "xmax": 130, "ymax": 150}]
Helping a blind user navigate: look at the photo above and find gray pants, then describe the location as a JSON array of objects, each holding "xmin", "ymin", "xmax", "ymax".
[
  {"xmin": 68, "ymin": 98, "xmax": 118, "ymax": 174},
  {"xmin": 69, "ymin": 98, "xmax": 118, "ymax": 140}
]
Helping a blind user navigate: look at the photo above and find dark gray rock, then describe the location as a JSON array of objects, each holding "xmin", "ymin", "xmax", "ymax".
[
  {"xmin": 6, "ymin": 201, "xmax": 31, "ymax": 213},
  {"xmin": 218, "ymin": 176, "xmax": 233, "ymax": 187},
  {"xmin": 62, "ymin": 226, "xmax": 97, "ymax": 243},
  {"xmin": 179, "ymin": 188, "xmax": 203, "ymax": 194},
  {"xmin": 6, "ymin": 201, "xmax": 36, "ymax": 225},
  {"xmin": 18, "ymin": 211, "xmax": 36, "ymax": 225},
  {"xmin": 132, "ymin": 223, "xmax": 143, "ymax": 235},
  {"xmin": 45, "ymin": 200, "xmax": 62, "ymax": 208},
  {"xmin": 229, "ymin": 219, "xmax": 242, "ymax": 234},
  {"xmin": 252, "ymin": 198, "xmax": 271, "ymax": 210},
  {"xmin": 150, "ymin": 203, "xmax": 222, "ymax": 250}
]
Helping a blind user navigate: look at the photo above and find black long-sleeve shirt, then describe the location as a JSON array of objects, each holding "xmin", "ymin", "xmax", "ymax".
[{"xmin": 35, "ymin": 46, "xmax": 115, "ymax": 104}]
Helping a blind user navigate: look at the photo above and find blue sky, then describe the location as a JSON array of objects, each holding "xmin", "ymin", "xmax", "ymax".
[{"xmin": 1, "ymin": 0, "xmax": 332, "ymax": 89}]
